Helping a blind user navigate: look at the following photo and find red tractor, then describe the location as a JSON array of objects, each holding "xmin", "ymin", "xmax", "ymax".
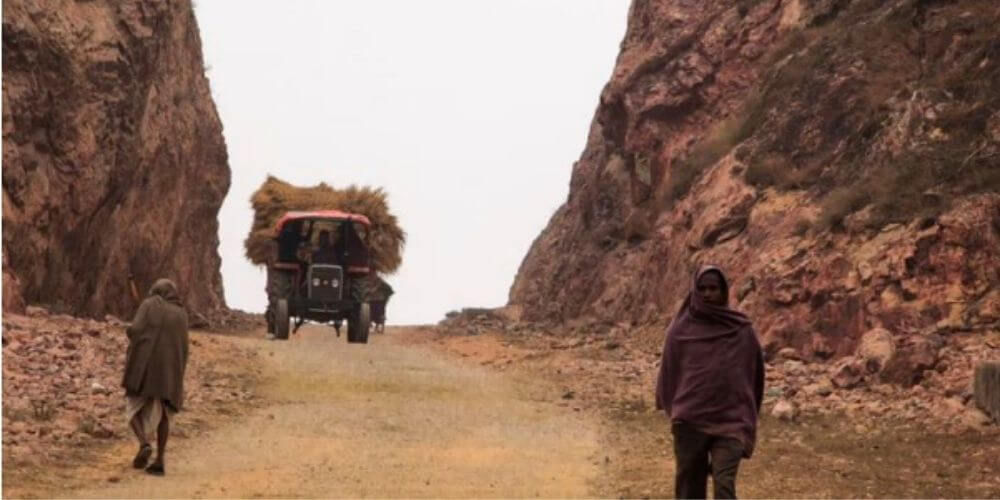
[{"xmin": 265, "ymin": 211, "xmax": 375, "ymax": 342}]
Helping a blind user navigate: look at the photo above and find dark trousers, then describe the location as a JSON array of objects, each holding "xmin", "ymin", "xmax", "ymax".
[{"xmin": 671, "ymin": 422, "xmax": 744, "ymax": 499}]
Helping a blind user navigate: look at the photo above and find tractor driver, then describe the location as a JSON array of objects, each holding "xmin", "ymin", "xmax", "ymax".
[{"xmin": 311, "ymin": 229, "xmax": 339, "ymax": 265}]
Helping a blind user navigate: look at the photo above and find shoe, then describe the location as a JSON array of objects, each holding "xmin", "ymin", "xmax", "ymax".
[
  {"xmin": 132, "ymin": 444, "xmax": 152, "ymax": 469},
  {"xmin": 145, "ymin": 462, "xmax": 165, "ymax": 476}
]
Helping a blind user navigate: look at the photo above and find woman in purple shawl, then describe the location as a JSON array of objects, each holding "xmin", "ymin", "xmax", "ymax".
[{"xmin": 656, "ymin": 266, "xmax": 764, "ymax": 499}]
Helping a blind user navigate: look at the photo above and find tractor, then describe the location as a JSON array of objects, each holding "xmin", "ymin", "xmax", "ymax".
[{"xmin": 265, "ymin": 210, "xmax": 374, "ymax": 343}]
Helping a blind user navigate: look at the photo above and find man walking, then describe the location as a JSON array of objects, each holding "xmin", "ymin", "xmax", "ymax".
[
  {"xmin": 122, "ymin": 278, "xmax": 189, "ymax": 476},
  {"xmin": 656, "ymin": 266, "xmax": 765, "ymax": 499}
]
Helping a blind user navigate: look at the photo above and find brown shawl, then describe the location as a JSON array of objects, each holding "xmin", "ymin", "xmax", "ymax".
[
  {"xmin": 655, "ymin": 266, "xmax": 765, "ymax": 457},
  {"xmin": 122, "ymin": 279, "xmax": 189, "ymax": 411}
]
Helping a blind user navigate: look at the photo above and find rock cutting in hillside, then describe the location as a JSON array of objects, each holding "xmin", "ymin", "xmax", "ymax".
[
  {"xmin": 508, "ymin": 0, "xmax": 1000, "ymax": 422},
  {"xmin": 244, "ymin": 176, "xmax": 404, "ymax": 342},
  {"xmin": 1, "ymin": 0, "xmax": 230, "ymax": 320}
]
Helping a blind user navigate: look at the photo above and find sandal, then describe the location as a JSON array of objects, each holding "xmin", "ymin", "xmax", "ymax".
[
  {"xmin": 145, "ymin": 462, "xmax": 165, "ymax": 476},
  {"xmin": 132, "ymin": 444, "xmax": 153, "ymax": 469}
]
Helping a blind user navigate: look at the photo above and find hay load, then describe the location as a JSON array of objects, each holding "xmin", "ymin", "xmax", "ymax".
[{"xmin": 244, "ymin": 176, "xmax": 406, "ymax": 274}]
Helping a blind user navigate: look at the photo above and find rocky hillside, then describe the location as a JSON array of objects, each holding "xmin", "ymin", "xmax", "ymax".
[
  {"xmin": 1, "ymin": 308, "xmax": 262, "ymax": 491},
  {"xmin": 511, "ymin": 0, "xmax": 1000, "ymax": 374},
  {"xmin": 2, "ymin": 0, "xmax": 229, "ymax": 319}
]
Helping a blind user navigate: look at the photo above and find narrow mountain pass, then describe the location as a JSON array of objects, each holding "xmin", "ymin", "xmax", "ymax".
[{"xmin": 71, "ymin": 325, "xmax": 601, "ymax": 498}]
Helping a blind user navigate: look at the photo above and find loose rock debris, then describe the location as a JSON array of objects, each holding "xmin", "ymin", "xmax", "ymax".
[{"xmin": 2, "ymin": 309, "xmax": 261, "ymax": 468}]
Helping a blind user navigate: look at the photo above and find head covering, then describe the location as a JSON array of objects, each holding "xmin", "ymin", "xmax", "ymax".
[
  {"xmin": 149, "ymin": 278, "xmax": 182, "ymax": 307},
  {"xmin": 655, "ymin": 266, "xmax": 764, "ymax": 458},
  {"xmin": 667, "ymin": 265, "xmax": 751, "ymax": 341}
]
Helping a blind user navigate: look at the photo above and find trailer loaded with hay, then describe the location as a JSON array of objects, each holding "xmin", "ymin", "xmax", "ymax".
[{"xmin": 245, "ymin": 177, "xmax": 404, "ymax": 342}]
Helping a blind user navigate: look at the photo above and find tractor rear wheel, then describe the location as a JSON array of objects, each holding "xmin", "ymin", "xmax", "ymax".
[
  {"xmin": 274, "ymin": 299, "xmax": 290, "ymax": 340},
  {"xmin": 347, "ymin": 302, "xmax": 371, "ymax": 344}
]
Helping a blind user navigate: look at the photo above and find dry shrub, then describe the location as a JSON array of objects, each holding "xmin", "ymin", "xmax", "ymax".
[
  {"xmin": 816, "ymin": 186, "xmax": 870, "ymax": 230},
  {"xmin": 662, "ymin": 92, "xmax": 766, "ymax": 207},
  {"xmin": 745, "ymin": 154, "xmax": 811, "ymax": 189},
  {"xmin": 757, "ymin": 0, "xmax": 999, "ymax": 234},
  {"xmin": 864, "ymin": 156, "xmax": 944, "ymax": 230},
  {"xmin": 244, "ymin": 176, "xmax": 406, "ymax": 273}
]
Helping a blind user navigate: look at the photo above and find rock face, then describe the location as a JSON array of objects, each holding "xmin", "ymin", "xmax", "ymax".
[
  {"xmin": 2, "ymin": 0, "xmax": 229, "ymax": 319},
  {"xmin": 510, "ymin": 0, "xmax": 1000, "ymax": 385}
]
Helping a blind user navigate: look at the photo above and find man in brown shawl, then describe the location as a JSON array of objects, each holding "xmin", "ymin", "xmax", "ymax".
[
  {"xmin": 656, "ymin": 266, "xmax": 765, "ymax": 499},
  {"xmin": 122, "ymin": 278, "xmax": 189, "ymax": 476}
]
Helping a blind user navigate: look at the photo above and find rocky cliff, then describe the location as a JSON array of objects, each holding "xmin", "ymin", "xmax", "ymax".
[
  {"xmin": 2, "ymin": 0, "xmax": 230, "ymax": 319},
  {"xmin": 511, "ymin": 0, "xmax": 1000, "ymax": 379}
]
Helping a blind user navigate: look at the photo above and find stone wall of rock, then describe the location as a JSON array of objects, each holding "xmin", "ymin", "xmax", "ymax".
[
  {"xmin": 2, "ymin": 0, "xmax": 230, "ymax": 319},
  {"xmin": 510, "ymin": 0, "xmax": 1000, "ymax": 387}
]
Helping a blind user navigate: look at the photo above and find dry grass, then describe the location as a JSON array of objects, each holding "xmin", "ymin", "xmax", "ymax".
[
  {"xmin": 662, "ymin": 92, "xmax": 766, "ymax": 207},
  {"xmin": 244, "ymin": 176, "xmax": 406, "ymax": 273},
  {"xmin": 741, "ymin": 0, "xmax": 1000, "ymax": 233},
  {"xmin": 816, "ymin": 186, "xmax": 870, "ymax": 230},
  {"xmin": 745, "ymin": 154, "xmax": 810, "ymax": 190}
]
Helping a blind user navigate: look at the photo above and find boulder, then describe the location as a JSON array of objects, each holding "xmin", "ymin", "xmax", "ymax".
[
  {"xmin": 881, "ymin": 337, "xmax": 939, "ymax": 386},
  {"xmin": 857, "ymin": 327, "xmax": 895, "ymax": 374},
  {"xmin": 771, "ymin": 399, "xmax": 798, "ymax": 420},
  {"xmin": 958, "ymin": 407, "xmax": 994, "ymax": 428},
  {"xmin": 831, "ymin": 357, "xmax": 865, "ymax": 389},
  {"xmin": 804, "ymin": 379, "xmax": 834, "ymax": 397}
]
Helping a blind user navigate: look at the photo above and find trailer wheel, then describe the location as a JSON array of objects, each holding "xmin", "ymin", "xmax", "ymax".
[
  {"xmin": 347, "ymin": 302, "xmax": 371, "ymax": 344},
  {"xmin": 274, "ymin": 299, "xmax": 290, "ymax": 340}
]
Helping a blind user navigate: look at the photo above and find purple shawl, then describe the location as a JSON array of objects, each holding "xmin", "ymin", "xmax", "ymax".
[{"xmin": 655, "ymin": 266, "xmax": 765, "ymax": 457}]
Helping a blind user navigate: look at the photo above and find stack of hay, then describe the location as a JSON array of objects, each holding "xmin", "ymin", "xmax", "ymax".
[{"xmin": 244, "ymin": 176, "xmax": 405, "ymax": 274}]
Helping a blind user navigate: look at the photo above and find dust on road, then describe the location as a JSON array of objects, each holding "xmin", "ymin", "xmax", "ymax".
[{"xmin": 71, "ymin": 325, "xmax": 601, "ymax": 498}]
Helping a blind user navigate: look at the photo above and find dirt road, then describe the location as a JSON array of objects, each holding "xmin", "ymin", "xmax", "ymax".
[
  {"xmin": 13, "ymin": 323, "xmax": 999, "ymax": 498},
  {"xmin": 70, "ymin": 325, "xmax": 601, "ymax": 498}
]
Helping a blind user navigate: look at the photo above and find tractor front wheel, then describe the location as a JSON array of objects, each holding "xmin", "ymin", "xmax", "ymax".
[
  {"xmin": 274, "ymin": 299, "xmax": 290, "ymax": 340},
  {"xmin": 347, "ymin": 302, "xmax": 371, "ymax": 344}
]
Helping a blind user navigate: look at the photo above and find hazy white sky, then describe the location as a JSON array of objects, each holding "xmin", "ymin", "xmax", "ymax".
[{"xmin": 194, "ymin": 1, "xmax": 629, "ymax": 324}]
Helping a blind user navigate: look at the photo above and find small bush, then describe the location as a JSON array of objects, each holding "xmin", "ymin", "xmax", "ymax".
[
  {"xmin": 745, "ymin": 154, "xmax": 811, "ymax": 189},
  {"xmin": 816, "ymin": 187, "xmax": 870, "ymax": 230}
]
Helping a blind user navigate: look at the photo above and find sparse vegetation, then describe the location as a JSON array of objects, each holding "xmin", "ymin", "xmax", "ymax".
[
  {"xmin": 661, "ymin": 91, "xmax": 767, "ymax": 208},
  {"xmin": 816, "ymin": 187, "xmax": 870, "ymax": 231},
  {"xmin": 745, "ymin": 154, "xmax": 809, "ymax": 189},
  {"xmin": 735, "ymin": 0, "xmax": 1000, "ymax": 234}
]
